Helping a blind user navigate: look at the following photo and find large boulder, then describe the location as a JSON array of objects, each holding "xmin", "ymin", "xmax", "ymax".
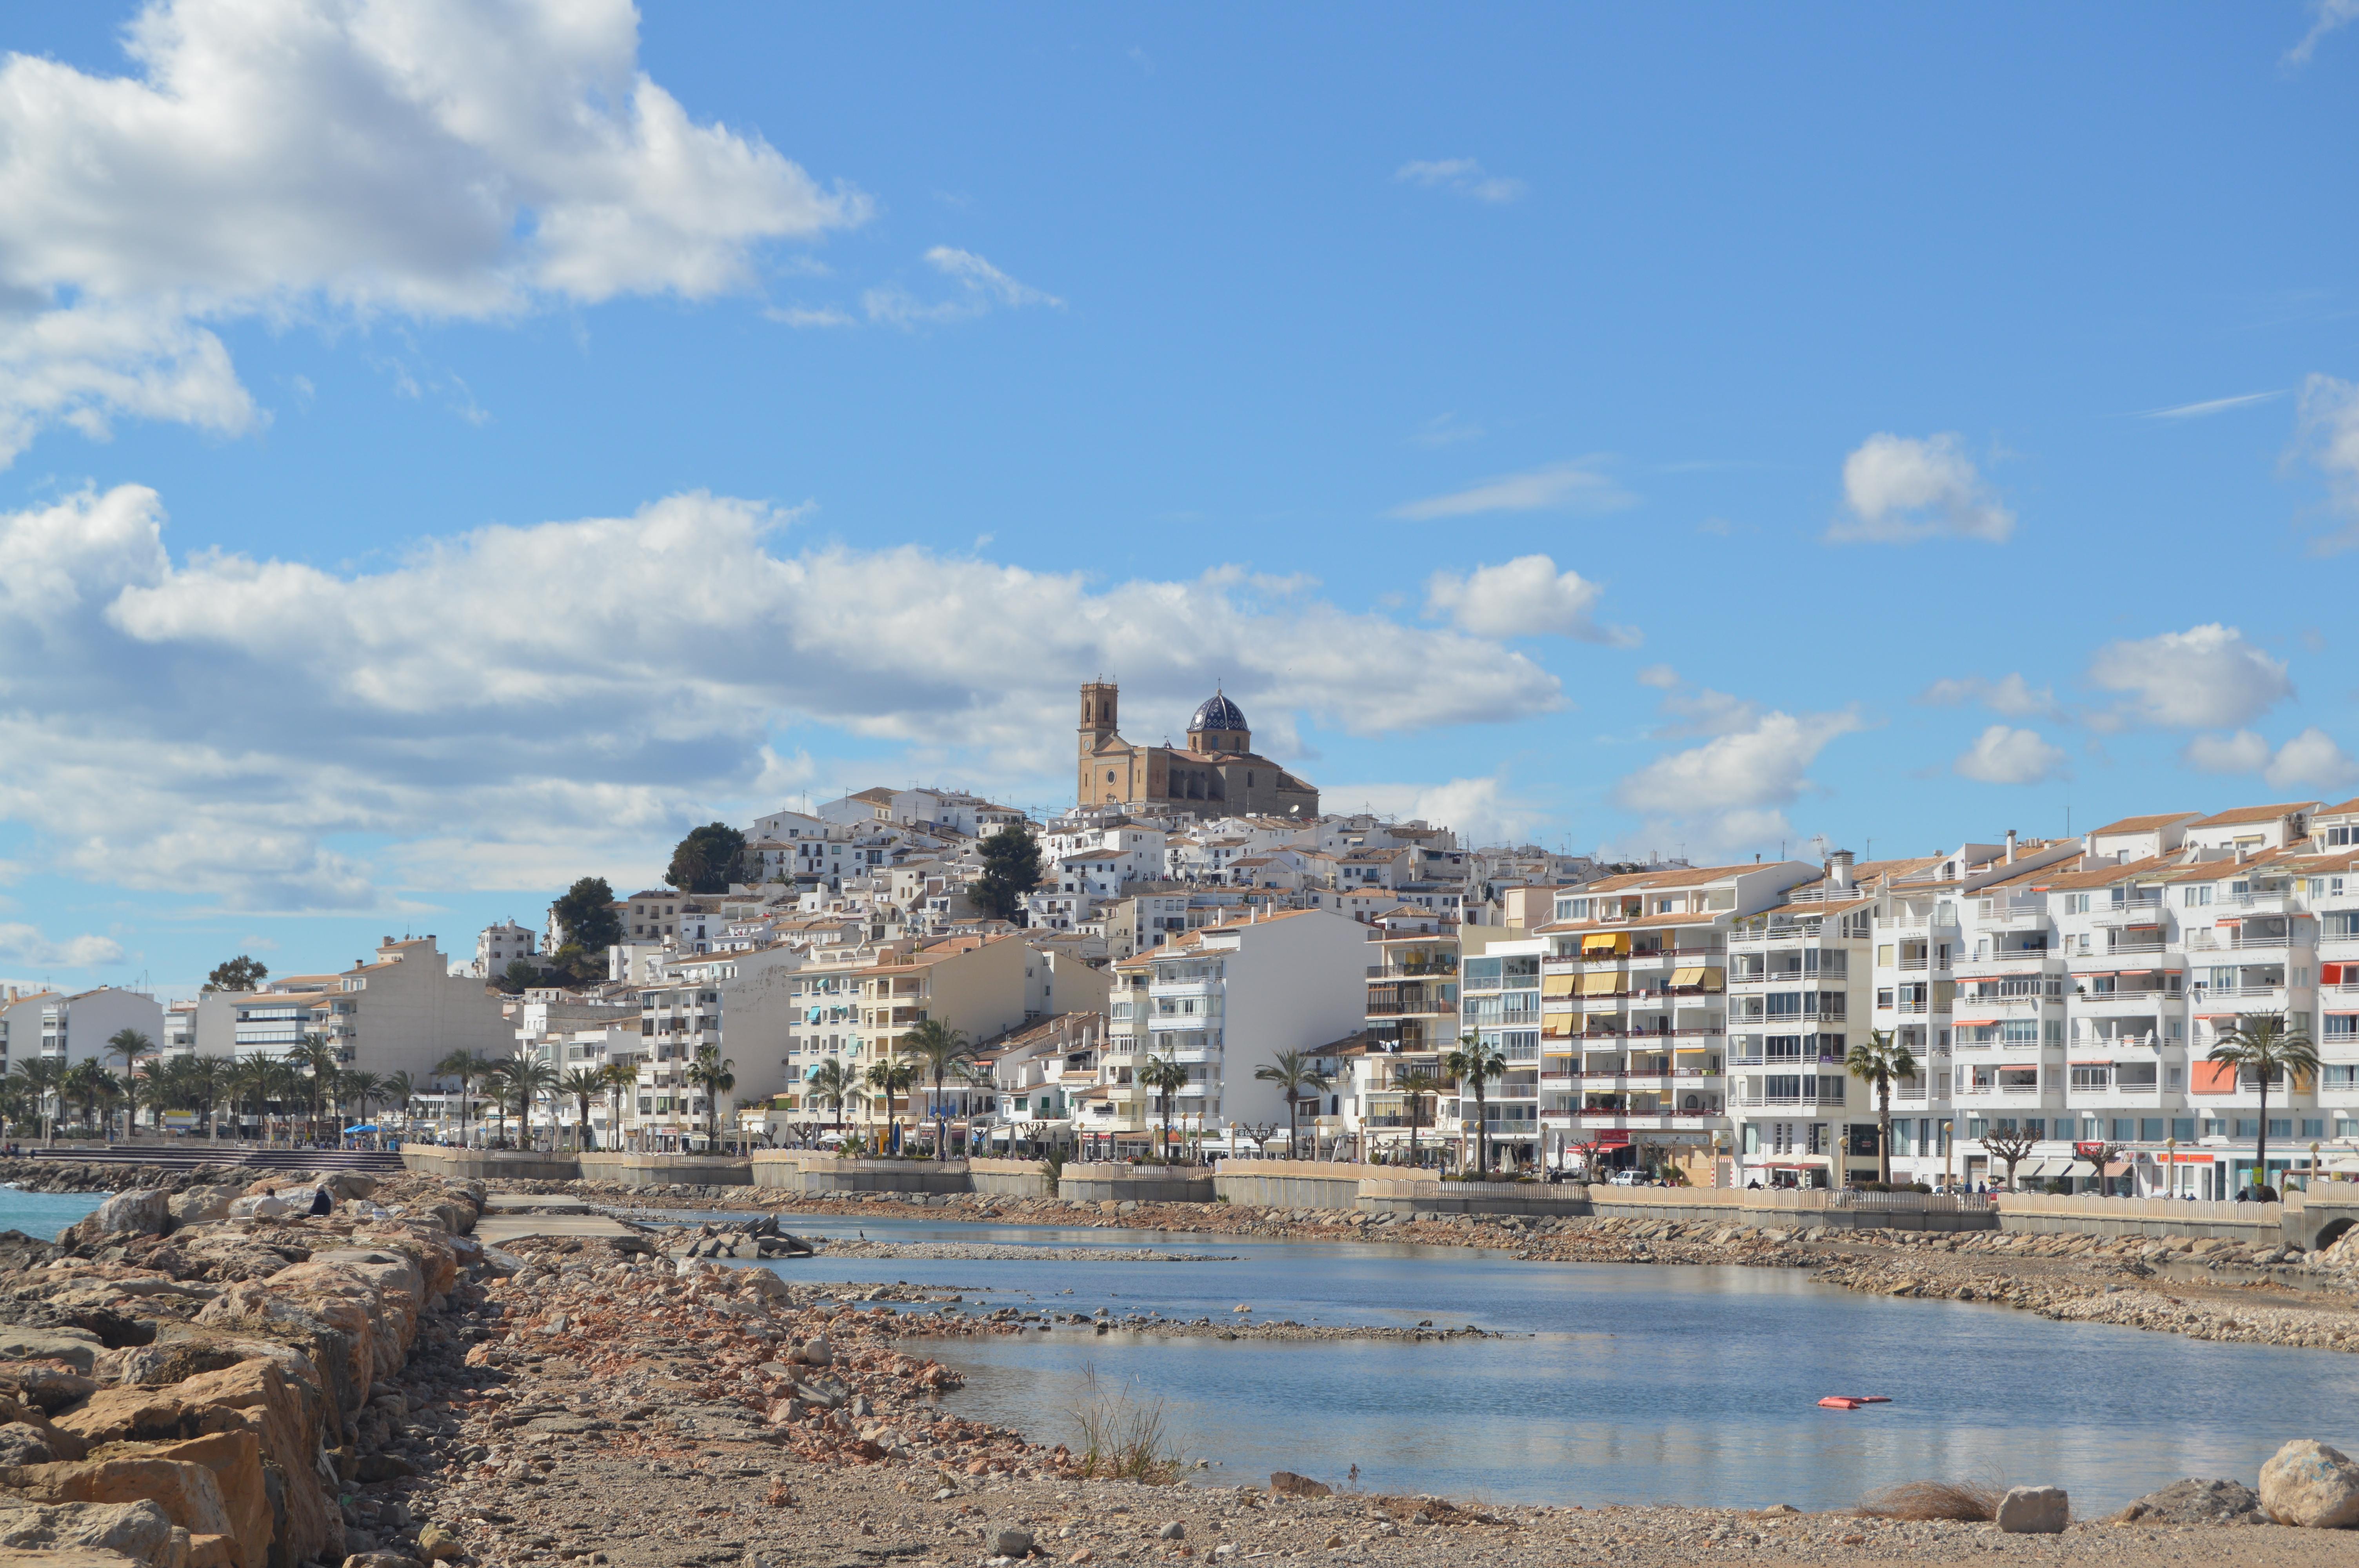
[
  {"xmin": 166, "ymin": 1191, "xmax": 240, "ymax": 1230},
  {"xmin": 0, "ymin": 1456, "xmax": 234, "ymax": 1541},
  {"xmin": 60, "ymin": 1193, "xmax": 173, "ymax": 1248},
  {"xmin": 2261, "ymin": 1439, "xmax": 2359, "ymax": 1528},
  {"xmin": 2108, "ymin": 1477, "xmax": 2264, "ymax": 1526},
  {"xmin": 0, "ymin": 1327, "xmax": 105, "ymax": 1375},
  {"xmin": 1994, "ymin": 1486, "xmax": 2068, "ymax": 1534},
  {"xmin": 0, "ymin": 1499, "xmax": 184, "ymax": 1566},
  {"xmin": 222, "ymin": 1199, "xmax": 288, "ymax": 1223},
  {"xmin": 127, "ymin": 1432, "xmax": 269, "ymax": 1568}
]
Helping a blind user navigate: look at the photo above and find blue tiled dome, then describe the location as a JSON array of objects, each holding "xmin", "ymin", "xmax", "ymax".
[{"xmin": 1191, "ymin": 691, "xmax": 1247, "ymax": 733}]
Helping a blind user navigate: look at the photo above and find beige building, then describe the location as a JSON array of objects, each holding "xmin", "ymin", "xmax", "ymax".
[{"xmin": 1076, "ymin": 682, "xmax": 1318, "ymax": 820}]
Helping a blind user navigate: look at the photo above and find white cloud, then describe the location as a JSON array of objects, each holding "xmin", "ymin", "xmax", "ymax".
[
  {"xmin": 860, "ymin": 247, "xmax": 1061, "ymax": 329},
  {"xmin": 0, "ymin": 0, "xmax": 867, "ymax": 464},
  {"xmin": 1635, "ymin": 664, "xmax": 1681, "ymax": 690},
  {"xmin": 1423, "ymin": 555, "xmax": 1637, "ymax": 645},
  {"xmin": 2294, "ymin": 373, "xmax": 2359, "ymax": 553},
  {"xmin": 2088, "ymin": 624, "xmax": 2292, "ymax": 730},
  {"xmin": 1325, "ymin": 775, "xmax": 1546, "ymax": 848},
  {"xmin": 2141, "ymin": 390, "xmax": 2283, "ymax": 420},
  {"xmin": 1612, "ymin": 706, "xmax": 1868, "ymax": 858},
  {"xmin": 0, "ymin": 923, "xmax": 124, "ymax": 968},
  {"xmin": 2287, "ymin": 0, "xmax": 2359, "ymax": 64},
  {"xmin": 1394, "ymin": 158, "xmax": 1525, "ymax": 203},
  {"xmin": 2183, "ymin": 727, "xmax": 2359, "ymax": 791},
  {"xmin": 1389, "ymin": 460, "xmax": 1632, "ymax": 521},
  {"xmin": 1954, "ymin": 725, "xmax": 2070, "ymax": 786},
  {"xmin": 0, "ymin": 484, "xmax": 1564, "ymax": 910},
  {"xmin": 1828, "ymin": 432, "xmax": 2014, "ymax": 544},
  {"xmin": 1916, "ymin": 672, "xmax": 2060, "ymax": 719}
]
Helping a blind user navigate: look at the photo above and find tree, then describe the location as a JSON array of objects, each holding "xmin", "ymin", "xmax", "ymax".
[
  {"xmin": 688, "ymin": 1044, "xmax": 737, "ymax": 1151},
  {"xmin": 549, "ymin": 877, "xmax": 622, "ymax": 954},
  {"xmin": 2071, "ymin": 1140, "xmax": 2125, "ymax": 1196},
  {"xmin": 806, "ymin": 1059, "xmax": 855, "ymax": 1132},
  {"xmin": 105, "ymin": 1029, "xmax": 154, "ymax": 1138},
  {"xmin": 600, "ymin": 1061, "xmax": 636, "ymax": 1147},
  {"xmin": 228, "ymin": 1054, "xmax": 277, "ymax": 1142},
  {"xmin": 665, "ymin": 824, "xmax": 748, "ymax": 896},
  {"xmin": 2209, "ymin": 1012, "xmax": 2319, "ymax": 1197},
  {"xmin": 1571, "ymin": 1134, "xmax": 1613, "ymax": 1181},
  {"xmin": 436, "ymin": 1050, "xmax": 490, "ymax": 1145},
  {"xmin": 203, "ymin": 956, "xmax": 269, "ymax": 993},
  {"xmin": 289, "ymin": 1034, "xmax": 340, "ymax": 1137},
  {"xmin": 493, "ymin": 958, "xmax": 545, "ymax": 995},
  {"xmin": 559, "ymin": 1068, "xmax": 607, "ymax": 1151},
  {"xmin": 382, "ymin": 1071, "xmax": 418, "ymax": 1136},
  {"xmin": 969, "ymin": 824, "xmax": 1044, "ymax": 923},
  {"xmin": 1843, "ymin": 1029, "xmax": 1920, "ymax": 1186},
  {"xmin": 1443, "ymin": 1036, "xmax": 1508, "ymax": 1177},
  {"xmin": 899, "ymin": 1019, "xmax": 979, "ymax": 1160},
  {"xmin": 1140, "ymin": 1055, "xmax": 1193, "ymax": 1161},
  {"xmin": 1396, "ymin": 1069, "xmax": 1439, "ymax": 1165},
  {"xmin": 1983, "ymin": 1130, "xmax": 2037, "ymax": 1190},
  {"xmin": 1254, "ymin": 1050, "xmax": 1335, "ymax": 1161},
  {"xmin": 12, "ymin": 1058, "xmax": 65, "ymax": 1145},
  {"xmin": 489, "ymin": 1056, "xmax": 560, "ymax": 1145},
  {"xmin": 865, "ymin": 1058, "xmax": 914, "ymax": 1149},
  {"xmin": 64, "ymin": 1062, "xmax": 122, "ymax": 1137}
]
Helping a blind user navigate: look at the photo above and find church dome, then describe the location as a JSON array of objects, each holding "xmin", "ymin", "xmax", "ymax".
[{"xmin": 1191, "ymin": 691, "xmax": 1247, "ymax": 734}]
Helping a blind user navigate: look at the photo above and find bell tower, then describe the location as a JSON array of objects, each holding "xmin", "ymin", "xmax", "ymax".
[
  {"xmin": 1079, "ymin": 681, "xmax": 1118, "ymax": 741},
  {"xmin": 1078, "ymin": 680, "xmax": 1128, "ymax": 806}
]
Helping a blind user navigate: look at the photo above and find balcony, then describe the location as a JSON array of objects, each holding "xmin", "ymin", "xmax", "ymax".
[
  {"xmin": 1366, "ymin": 960, "xmax": 1457, "ymax": 978},
  {"xmin": 2186, "ymin": 930, "xmax": 2300, "ymax": 952}
]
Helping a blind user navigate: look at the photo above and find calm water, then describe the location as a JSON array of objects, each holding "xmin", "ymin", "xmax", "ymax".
[
  {"xmin": 0, "ymin": 1187, "xmax": 107, "ymax": 1240},
  {"xmin": 737, "ymin": 1211, "xmax": 2359, "ymax": 1513}
]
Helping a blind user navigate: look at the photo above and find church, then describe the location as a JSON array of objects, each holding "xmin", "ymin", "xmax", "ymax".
[{"xmin": 1076, "ymin": 681, "xmax": 1320, "ymax": 819}]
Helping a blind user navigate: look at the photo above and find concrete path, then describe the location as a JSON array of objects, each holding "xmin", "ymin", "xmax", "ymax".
[{"xmin": 474, "ymin": 1188, "xmax": 634, "ymax": 1244}]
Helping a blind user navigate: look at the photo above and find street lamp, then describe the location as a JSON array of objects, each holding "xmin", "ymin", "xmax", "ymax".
[
  {"xmin": 1942, "ymin": 1118, "xmax": 1955, "ymax": 1193},
  {"xmin": 2165, "ymin": 1134, "xmax": 2177, "ymax": 1199}
]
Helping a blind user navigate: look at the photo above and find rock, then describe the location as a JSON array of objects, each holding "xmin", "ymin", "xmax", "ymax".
[
  {"xmin": 137, "ymin": 1432, "xmax": 269, "ymax": 1568},
  {"xmin": 2261, "ymin": 1440, "xmax": 2359, "ymax": 1528},
  {"xmin": 0, "ymin": 1499, "xmax": 182, "ymax": 1566},
  {"xmin": 414, "ymin": 1523, "xmax": 463, "ymax": 1562},
  {"xmin": 60, "ymin": 1191, "xmax": 173, "ymax": 1246},
  {"xmin": 343, "ymin": 1555, "xmax": 423, "ymax": 1568},
  {"xmin": 797, "ymin": 1336, "xmax": 834, "ymax": 1368},
  {"xmin": 0, "ymin": 1424, "xmax": 59, "ymax": 1466},
  {"xmin": 989, "ymin": 1526, "xmax": 1035, "ymax": 1557},
  {"xmin": 0, "ymin": 1457, "xmax": 234, "ymax": 1543},
  {"xmin": 0, "ymin": 1327, "xmax": 106, "ymax": 1374},
  {"xmin": 1994, "ymin": 1486, "xmax": 2068, "ymax": 1534},
  {"xmin": 1269, "ymin": 1472, "xmax": 1331, "ymax": 1499},
  {"xmin": 223, "ymin": 1198, "xmax": 288, "ymax": 1221},
  {"xmin": 167, "ymin": 1190, "xmax": 239, "ymax": 1229},
  {"xmin": 1157, "ymin": 1523, "xmax": 1184, "ymax": 1540},
  {"xmin": 2108, "ymin": 1478, "xmax": 2264, "ymax": 1526}
]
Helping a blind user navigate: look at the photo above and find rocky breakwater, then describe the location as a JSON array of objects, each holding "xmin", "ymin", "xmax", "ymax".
[{"xmin": 0, "ymin": 1169, "xmax": 481, "ymax": 1568}]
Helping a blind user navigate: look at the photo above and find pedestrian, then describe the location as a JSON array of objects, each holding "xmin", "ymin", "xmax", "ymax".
[{"xmin": 308, "ymin": 1185, "xmax": 334, "ymax": 1217}]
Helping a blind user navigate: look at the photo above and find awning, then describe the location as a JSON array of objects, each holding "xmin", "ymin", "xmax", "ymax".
[
  {"xmin": 1542, "ymin": 974, "xmax": 1579, "ymax": 996},
  {"xmin": 1698, "ymin": 967, "xmax": 1725, "ymax": 991},
  {"xmin": 1669, "ymin": 966, "xmax": 1703, "ymax": 987},
  {"xmin": 1999, "ymin": 1062, "xmax": 2037, "ymax": 1071},
  {"xmin": 2078, "ymin": 971, "xmax": 2117, "ymax": 981},
  {"xmin": 1542, "ymin": 1016, "xmax": 1576, "ymax": 1038},
  {"xmin": 1581, "ymin": 971, "xmax": 1619, "ymax": 996},
  {"xmin": 2191, "ymin": 1061, "xmax": 2237, "ymax": 1094},
  {"xmin": 1582, "ymin": 932, "xmax": 1629, "ymax": 955},
  {"xmin": 1956, "ymin": 1018, "xmax": 1999, "ymax": 1027},
  {"xmin": 2068, "ymin": 1059, "xmax": 2114, "ymax": 1067}
]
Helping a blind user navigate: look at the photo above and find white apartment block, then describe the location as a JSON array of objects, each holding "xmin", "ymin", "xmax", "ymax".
[
  {"xmin": 0, "ymin": 986, "xmax": 165, "ymax": 1071},
  {"xmin": 474, "ymin": 920, "xmax": 538, "ymax": 978},
  {"xmin": 631, "ymin": 944, "xmax": 805, "ymax": 1146}
]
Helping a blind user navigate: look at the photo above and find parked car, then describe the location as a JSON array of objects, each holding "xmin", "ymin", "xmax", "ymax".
[{"xmin": 1607, "ymin": 1169, "xmax": 1652, "ymax": 1187}]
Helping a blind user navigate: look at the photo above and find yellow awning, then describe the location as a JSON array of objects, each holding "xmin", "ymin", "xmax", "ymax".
[
  {"xmin": 1669, "ymin": 965, "xmax": 1703, "ymax": 987},
  {"xmin": 1542, "ymin": 1016, "xmax": 1576, "ymax": 1038},
  {"xmin": 1581, "ymin": 971, "xmax": 1619, "ymax": 996},
  {"xmin": 1698, "ymin": 966, "xmax": 1725, "ymax": 992},
  {"xmin": 1582, "ymin": 931, "xmax": 1629, "ymax": 955},
  {"xmin": 1541, "ymin": 973, "xmax": 1578, "ymax": 996}
]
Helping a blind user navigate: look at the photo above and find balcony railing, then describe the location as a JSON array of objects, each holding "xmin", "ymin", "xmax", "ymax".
[{"xmin": 2186, "ymin": 932, "xmax": 2297, "ymax": 952}]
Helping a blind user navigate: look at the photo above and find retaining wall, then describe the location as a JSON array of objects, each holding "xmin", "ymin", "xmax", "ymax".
[
  {"xmin": 747, "ymin": 1151, "xmax": 969, "ymax": 1195},
  {"xmin": 1058, "ymin": 1163, "xmax": 1216, "ymax": 1204},
  {"xmin": 401, "ymin": 1146, "xmax": 582, "ymax": 1183},
  {"xmin": 1997, "ymin": 1191, "xmax": 2287, "ymax": 1245},
  {"xmin": 577, "ymin": 1152, "xmax": 752, "ymax": 1189},
  {"xmin": 1354, "ymin": 1178, "xmax": 1591, "ymax": 1218},
  {"xmin": 967, "ymin": 1156, "xmax": 1054, "ymax": 1199},
  {"xmin": 1211, "ymin": 1159, "xmax": 1369, "ymax": 1209}
]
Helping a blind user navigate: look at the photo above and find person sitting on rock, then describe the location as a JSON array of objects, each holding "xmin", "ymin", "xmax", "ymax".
[{"xmin": 309, "ymin": 1185, "xmax": 334, "ymax": 1216}]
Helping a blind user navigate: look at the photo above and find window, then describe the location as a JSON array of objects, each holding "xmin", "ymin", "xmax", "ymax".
[
  {"xmin": 2172, "ymin": 1117, "xmax": 2196, "ymax": 1141},
  {"xmin": 2070, "ymin": 1065, "xmax": 2111, "ymax": 1091},
  {"xmin": 2065, "ymin": 893, "xmax": 2090, "ymax": 914},
  {"xmin": 2116, "ymin": 1062, "xmax": 2158, "ymax": 1090},
  {"xmin": 2269, "ymin": 1118, "xmax": 2294, "ymax": 1139},
  {"xmin": 2184, "ymin": 886, "xmax": 2214, "ymax": 908},
  {"xmin": 2304, "ymin": 1118, "xmax": 2328, "ymax": 1138},
  {"xmin": 2111, "ymin": 1118, "xmax": 2135, "ymax": 1141},
  {"xmin": 2140, "ymin": 1118, "xmax": 2165, "ymax": 1141}
]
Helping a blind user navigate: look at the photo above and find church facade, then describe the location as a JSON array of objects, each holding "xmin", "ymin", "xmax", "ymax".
[{"xmin": 1076, "ymin": 682, "xmax": 1319, "ymax": 819}]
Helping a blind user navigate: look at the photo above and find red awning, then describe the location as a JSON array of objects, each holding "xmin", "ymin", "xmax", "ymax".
[
  {"xmin": 1999, "ymin": 1062, "xmax": 2037, "ymax": 1071},
  {"xmin": 2118, "ymin": 969, "xmax": 2154, "ymax": 976},
  {"xmin": 2078, "ymin": 971, "xmax": 2117, "ymax": 981},
  {"xmin": 2068, "ymin": 1059, "xmax": 2114, "ymax": 1066},
  {"xmin": 1956, "ymin": 1017, "xmax": 1999, "ymax": 1026}
]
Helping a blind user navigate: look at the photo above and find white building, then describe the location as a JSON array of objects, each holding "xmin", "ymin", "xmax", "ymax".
[
  {"xmin": 0, "ymin": 986, "xmax": 165, "ymax": 1071},
  {"xmin": 474, "ymin": 920, "xmax": 538, "ymax": 978}
]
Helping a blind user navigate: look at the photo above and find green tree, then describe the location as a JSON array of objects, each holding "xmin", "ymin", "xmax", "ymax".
[
  {"xmin": 64, "ymin": 1061, "xmax": 122, "ymax": 1137},
  {"xmin": 1396, "ymin": 1068, "xmax": 1440, "ymax": 1165},
  {"xmin": 600, "ymin": 1061, "xmax": 636, "ymax": 1147},
  {"xmin": 2209, "ymin": 1012, "xmax": 2320, "ymax": 1196},
  {"xmin": 665, "ymin": 823, "xmax": 748, "ymax": 896},
  {"xmin": 228, "ymin": 1053, "xmax": 279, "ymax": 1142},
  {"xmin": 1844, "ymin": 1029, "xmax": 1921, "ymax": 1186},
  {"xmin": 105, "ymin": 1029, "xmax": 154, "ymax": 1138},
  {"xmin": 865, "ymin": 1057, "xmax": 914, "ymax": 1149},
  {"xmin": 288, "ymin": 1034, "xmax": 341, "ymax": 1137},
  {"xmin": 493, "ymin": 958, "xmax": 545, "ymax": 995},
  {"xmin": 899, "ymin": 1019, "xmax": 979, "ymax": 1160},
  {"xmin": 1139, "ymin": 1055, "xmax": 1193, "ymax": 1161},
  {"xmin": 436, "ymin": 1050, "xmax": 490, "ymax": 1145},
  {"xmin": 12, "ymin": 1057, "xmax": 66, "ymax": 1145},
  {"xmin": 549, "ymin": 877, "xmax": 622, "ymax": 953},
  {"xmin": 559, "ymin": 1067, "xmax": 607, "ymax": 1151},
  {"xmin": 969, "ymin": 824, "xmax": 1044, "ymax": 922},
  {"xmin": 806, "ymin": 1058, "xmax": 855, "ymax": 1132},
  {"xmin": 489, "ymin": 1055, "xmax": 560, "ymax": 1145},
  {"xmin": 203, "ymin": 955, "xmax": 269, "ymax": 993},
  {"xmin": 1443, "ymin": 1035, "xmax": 1508, "ymax": 1177},
  {"xmin": 1254, "ymin": 1050, "xmax": 1334, "ymax": 1160},
  {"xmin": 689, "ymin": 1043, "xmax": 738, "ymax": 1151}
]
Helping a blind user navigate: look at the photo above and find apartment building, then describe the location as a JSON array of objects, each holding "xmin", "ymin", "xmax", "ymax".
[
  {"xmin": 631, "ymin": 944, "xmax": 803, "ymax": 1147},
  {"xmin": 474, "ymin": 920, "xmax": 538, "ymax": 978},
  {"xmin": 0, "ymin": 986, "xmax": 164, "ymax": 1070}
]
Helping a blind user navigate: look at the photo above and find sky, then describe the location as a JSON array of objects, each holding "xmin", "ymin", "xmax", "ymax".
[{"xmin": 4, "ymin": 1, "xmax": 2359, "ymax": 998}]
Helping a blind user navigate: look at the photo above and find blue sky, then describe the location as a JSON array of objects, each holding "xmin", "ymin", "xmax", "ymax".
[{"xmin": 3, "ymin": 1, "xmax": 2359, "ymax": 996}]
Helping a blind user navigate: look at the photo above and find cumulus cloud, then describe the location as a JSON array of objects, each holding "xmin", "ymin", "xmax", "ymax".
[
  {"xmin": 0, "ymin": 923, "xmax": 124, "ymax": 969},
  {"xmin": 1326, "ymin": 775, "xmax": 1547, "ymax": 848},
  {"xmin": 1389, "ymin": 460, "xmax": 1632, "ymax": 521},
  {"xmin": 2183, "ymin": 727, "xmax": 2359, "ymax": 791},
  {"xmin": 1828, "ymin": 433, "xmax": 2014, "ymax": 544},
  {"xmin": 1954, "ymin": 725, "xmax": 2070, "ymax": 786},
  {"xmin": 2294, "ymin": 374, "xmax": 2359, "ymax": 553},
  {"xmin": 1423, "ymin": 555, "xmax": 1637, "ymax": 645},
  {"xmin": 2088, "ymin": 624, "xmax": 2292, "ymax": 730},
  {"xmin": 1612, "ymin": 704, "xmax": 1868, "ymax": 858},
  {"xmin": 859, "ymin": 247, "xmax": 1062, "ymax": 329},
  {"xmin": 0, "ymin": 0, "xmax": 867, "ymax": 463},
  {"xmin": 1394, "ymin": 159, "xmax": 1525, "ymax": 203},
  {"xmin": 0, "ymin": 485, "xmax": 1563, "ymax": 909},
  {"xmin": 1916, "ymin": 673, "xmax": 2060, "ymax": 719}
]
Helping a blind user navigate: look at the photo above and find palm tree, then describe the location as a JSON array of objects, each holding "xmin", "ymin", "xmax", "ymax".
[
  {"xmin": 491, "ymin": 1056, "xmax": 560, "ymax": 1146},
  {"xmin": 559, "ymin": 1067, "xmax": 606, "ymax": 1151},
  {"xmin": 1253, "ymin": 1050, "xmax": 1334, "ymax": 1160},
  {"xmin": 435, "ymin": 1050, "xmax": 489, "ymax": 1145},
  {"xmin": 1139, "ymin": 1055, "xmax": 1192, "ymax": 1162},
  {"xmin": 105, "ymin": 1029, "xmax": 154, "ymax": 1138},
  {"xmin": 689, "ymin": 1044, "xmax": 736, "ymax": 1152},
  {"xmin": 806, "ymin": 1058, "xmax": 855, "ymax": 1134},
  {"xmin": 864, "ymin": 1057, "xmax": 914, "ymax": 1152},
  {"xmin": 180, "ymin": 1056, "xmax": 230, "ymax": 1140},
  {"xmin": 600, "ymin": 1061, "xmax": 636, "ymax": 1148},
  {"xmin": 1396, "ymin": 1069, "xmax": 1440, "ymax": 1166},
  {"xmin": 898, "ymin": 1019, "xmax": 978, "ymax": 1160},
  {"xmin": 0, "ymin": 1074, "xmax": 29, "ymax": 1144},
  {"xmin": 1443, "ymin": 1035, "xmax": 1508, "ymax": 1177},
  {"xmin": 12, "ymin": 1058, "xmax": 66, "ymax": 1145},
  {"xmin": 227, "ymin": 1053, "xmax": 276, "ymax": 1142},
  {"xmin": 380, "ymin": 1071, "xmax": 417, "ymax": 1140},
  {"xmin": 287, "ymin": 1033, "xmax": 340, "ymax": 1140},
  {"xmin": 2209, "ymin": 1012, "xmax": 2320, "ymax": 1197},
  {"xmin": 63, "ymin": 1062, "xmax": 121, "ymax": 1138},
  {"xmin": 1843, "ymin": 1030, "xmax": 1920, "ymax": 1186}
]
